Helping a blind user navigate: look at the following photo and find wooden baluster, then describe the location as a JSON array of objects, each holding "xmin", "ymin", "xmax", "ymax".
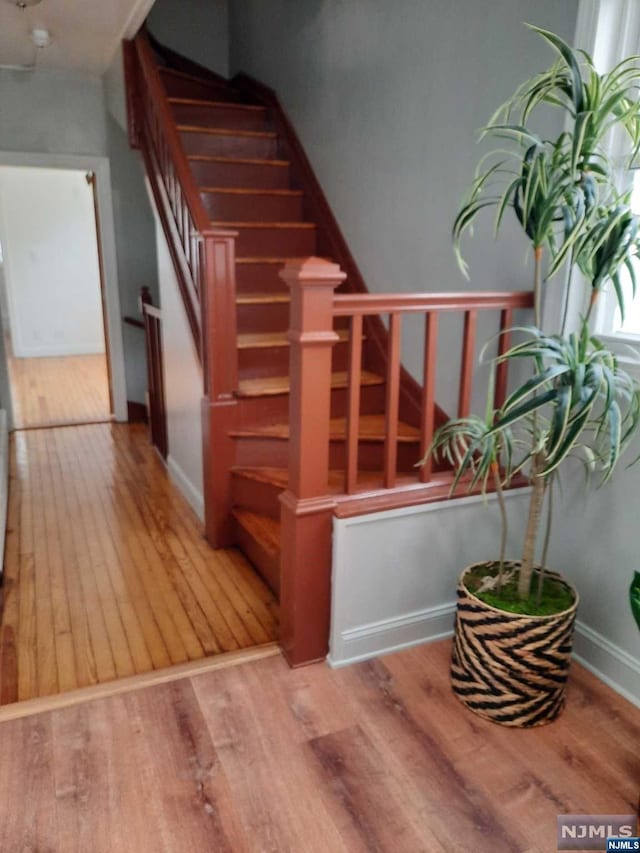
[
  {"xmin": 494, "ymin": 308, "xmax": 513, "ymax": 411},
  {"xmin": 420, "ymin": 311, "xmax": 439, "ymax": 483},
  {"xmin": 384, "ymin": 313, "xmax": 402, "ymax": 488},
  {"xmin": 458, "ymin": 309, "xmax": 477, "ymax": 418},
  {"xmin": 200, "ymin": 230, "xmax": 239, "ymax": 547},
  {"xmin": 345, "ymin": 313, "xmax": 363, "ymax": 493},
  {"xmin": 279, "ymin": 257, "xmax": 345, "ymax": 667}
]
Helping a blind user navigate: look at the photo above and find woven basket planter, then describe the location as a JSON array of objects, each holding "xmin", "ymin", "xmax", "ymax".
[{"xmin": 450, "ymin": 563, "xmax": 579, "ymax": 728}]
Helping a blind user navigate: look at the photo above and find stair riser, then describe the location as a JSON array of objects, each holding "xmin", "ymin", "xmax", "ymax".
[
  {"xmin": 234, "ymin": 384, "xmax": 386, "ymax": 428},
  {"xmin": 236, "ymin": 263, "xmax": 288, "ymax": 293},
  {"xmin": 233, "ymin": 226, "xmax": 316, "ymax": 256},
  {"xmin": 171, "ymin": 103, "xmax": 268, "ymax": 132},
  {"xmin": 234, "ymin": 519, "xmax": 280, "ymax": 596},
  {"xmin": 234, "ymin": 437, "xmax": 422, "ymax": 471},
  {"xmin": 180, "ymin": 130, "xmax": 278, "ymax": 159},
  {"xmin": 160, "ymin": 72, "xmax": 240, "ymax": 102},
  {"xmin": 201, "ymin": 192, "xmax": 303, "ymax": 222},
  {"xmin": 237, "ymin": 301, "xmax": 290, "ymax": 333},
  {"xmin": 232, "ymin": 475, "xmax": 282, "ymax": 520},
  {"xmin": 189, "ymin": 159, "xmax": 291, "ymax": 190},
  {"xmin": 238, "ymin": 342, "xmax": 350, "ymax": 375}
]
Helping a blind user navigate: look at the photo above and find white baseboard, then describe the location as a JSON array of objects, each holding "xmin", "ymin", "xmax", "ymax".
[
  {"xmin": 12, "ymin": 343, "xmax": 106, "ymax": 358},
  {"xmin": 573, "ymin": 620, "xmax": 640, "ymax": 709},
  {"xmin": 167, "ymin": 454, "xmax": 204, "ymax": 522},
  {"xmin": 328, "ymin": 603, "xmax": 640, "ymax": 710},
  {"xmin": 327, "ymin": 601, "xmax": 456, "ymax": 668}
]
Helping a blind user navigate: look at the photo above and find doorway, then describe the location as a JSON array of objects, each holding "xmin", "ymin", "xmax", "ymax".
[
  {"xmin": 0, "ymin": 165, "xmax": 113, "ymax": 429},
  {"xmin": 0, "ymin": 150, "xmax": 127, "ymax": 429}
]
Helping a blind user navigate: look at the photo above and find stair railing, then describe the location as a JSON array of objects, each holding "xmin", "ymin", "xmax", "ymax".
[
  {"xmin": 279, "ymin": 257, "xmax": 534, "ymax": 665},
  {"xmin": 125, "ymin": 31, "xmax": 239, "ymax": 546}
]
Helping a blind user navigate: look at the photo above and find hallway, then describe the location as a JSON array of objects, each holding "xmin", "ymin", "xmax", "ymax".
[
  {"xmin": 0, "ymin": 421, "xmax": 278, "ymax": 706},
  {"xmin": 7, "ymin": 346, "xmax": 111, "ymax": 429}
]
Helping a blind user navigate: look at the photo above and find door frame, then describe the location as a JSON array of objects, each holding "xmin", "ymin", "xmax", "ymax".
[{"xmin": 0, "ymin": 151, "xmax": 127, "ymax": 424}]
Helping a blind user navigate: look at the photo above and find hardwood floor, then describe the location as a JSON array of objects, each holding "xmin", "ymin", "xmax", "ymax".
[
  {"xmin": 7, "ymin": 341, "xmax": 111, "ymax": 429},
  {"xmin": 0, "ymin": 640, "xmax": 636, "ymax": 852},
  {"xmin": 0, "ymin": 422, "xmax": 278, "ymax": 705}
]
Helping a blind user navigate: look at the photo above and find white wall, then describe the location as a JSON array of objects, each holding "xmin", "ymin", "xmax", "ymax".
[
  {"xmin": 147, "ymin": 0, "xmax": 230, "ymax": 76},
  {"xmin": 0, "ymin": 260, "xmax": 8, "ymax": 331},
  {"xmin": 153, "ymin": 214, "xmax": 204, "ymax": 520},
  {"xmin": 329, "ymin": 489, "xmax": 530, "ymax": 666},
  {"xmin": 329, "ymin": 481, "xmax": 640, "ymax": 708},
  {"xmin": 0, "ymin": 167, "xmax": 105, "ymax": 358}
]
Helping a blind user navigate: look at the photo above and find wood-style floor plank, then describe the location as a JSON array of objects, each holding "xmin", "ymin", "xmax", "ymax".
[
  {"xmin": 7, "ymin": 343, "xmax": 111, "ymax": 430},
  {"xmin": 0, "ymin": 641, "xmax": 635, "ymax": 853},
  {"xmin": 0, "ymin": 423, "xmax": 278, "ymax": 705}
]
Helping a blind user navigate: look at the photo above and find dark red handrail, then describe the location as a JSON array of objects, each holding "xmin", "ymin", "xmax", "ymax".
[{"xmin": 124, "ymin": 31, "xmax": 240, "ymax": 546}]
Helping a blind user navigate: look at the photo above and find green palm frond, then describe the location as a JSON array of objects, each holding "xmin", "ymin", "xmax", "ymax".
[{"xmin": 487, "ymin": 323, "xmax": 640, "ymax": 482}]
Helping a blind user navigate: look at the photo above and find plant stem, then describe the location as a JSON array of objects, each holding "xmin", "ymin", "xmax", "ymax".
[
  {"xmin": 520, "ymin": 246, "xmax": 546, "ymax": 602},
  {"xmin": 493, "ymin": 461, "xmax": 508, "ymax": 593},
  {"xmin": 518, "ymin": 451, "xmax": 547, "ymax": 600},
  {"xmin": 534, "ymin": 246, "xmax": 543, "ymax": 328},
  {"xmin": 585, "ymin": 288, "xmax": 599, "ymax": 326},
  {"xmin": 536, "ymin": 472, "xmax": 555, "ymax": 607}
]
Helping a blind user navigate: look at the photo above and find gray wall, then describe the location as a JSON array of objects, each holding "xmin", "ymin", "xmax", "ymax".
[
  {"xmin": 0, "ymin": 68, "xmax": 108, "ymax": 156},
  {"xmin": 228, "ymin": 1, "xmax": 640, "ymax": 691},
  {"xmin": 0, "ymin": 59, "xmax": 158, "ymax": 406},
  {"xmin": 229, "ymin": 0, "xmax": 577, "ymax": 296},
  {"xmin": 229, "ymin": 0, "xmax": 578, "ymax": 413},
  {"xmin": 147, "ymin": 0, "xmax": 230, "ymax": 76},
  {"xmin": 104, "ymin": 113, "xmax": 158, "ymax": 403},
  {"xmin": 548, "ymin": 459, "xmax": 640, "ymax": 696}
]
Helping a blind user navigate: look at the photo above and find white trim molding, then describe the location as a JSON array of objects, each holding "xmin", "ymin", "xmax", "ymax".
[
  {"xmin": 327, "ymin": 602, "xmax": 456, "ymax": 669},
  {"xmin": 573, "ymin": 620, "xmax": 640, "ymax": 708},
  {"xmin": 167, "ymin": 454, "xmax": 204, "ymax": 522}
]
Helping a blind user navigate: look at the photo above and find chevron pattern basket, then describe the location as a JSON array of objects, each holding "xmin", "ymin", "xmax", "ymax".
[{"xmin": 451, "ymin": 564, "xmax": 578, "ymax": 728}]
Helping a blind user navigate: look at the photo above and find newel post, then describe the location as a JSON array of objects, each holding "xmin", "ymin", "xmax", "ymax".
[
  {"xmin": 279, "ymin": 257, "xmax": 346, "ymax": 667},
  {"xmin": 201, "ymin": 229, "xmax": 238, "ymax": 548}
]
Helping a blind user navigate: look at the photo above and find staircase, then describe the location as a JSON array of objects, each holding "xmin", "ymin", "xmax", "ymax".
[
  {"xmin": 155, "ymin": 63, "xmax": 427, "ymax": 597},
  {"xmin": 125, "ymin": 32, "xmax": 533, "ymax": 666}
]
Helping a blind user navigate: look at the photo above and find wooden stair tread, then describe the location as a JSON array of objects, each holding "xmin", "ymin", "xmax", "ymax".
[
  {"xmin": 238, "ymin": 329, "xmax": 349, "ymax": 350},
  {"xmin": 232, "ymin": 509, "xmax": 280, "ymax": 557},
  {"xmin": 236, "ymin": 257, "xmax": 289, "ymax": 265},
  {"xmin": 178, "ymin": 125, "xmax": 277, "ymax": 139},
  {"xmin": 201, "ymin": 187, "xmax": 303, "ymax": 197},
  {"xmin": 212, "ymin": 221, "xmax": 316, "ymax": 229},
  {"xmin": 188, "ymin": 154, "xmax": 290, "ymax": 167},
  {"xmin": 231, "ymin": 414, "xmax": 421, "ymax": 442},
  {"xmin": 237, "ymin": 370, "xmax": 383, "ymax": 398},
  {"xmin": 236, "ymin": 293, "xmax": 290, "ymax": 305},
  {"xmin": 159, "ymin": 66, "xmax": 238, "ymax": 86},
  {"xmin": 232, "ymin": 467, "xmax": 457, "ymax": 495},
  {"xmin": 169, "ymin": 97, "xmax": 266, "ymax": 112}
]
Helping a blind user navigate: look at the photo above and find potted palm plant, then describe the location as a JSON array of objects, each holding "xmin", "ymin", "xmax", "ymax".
[{"xmin": 426, "ymin": 26, "xmax": 640, "ymax": 727}]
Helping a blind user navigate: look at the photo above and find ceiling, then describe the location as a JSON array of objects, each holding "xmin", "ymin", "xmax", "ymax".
[{"xmin": 0, "ymin": 0, "xmax": 155, "ymax": 74}]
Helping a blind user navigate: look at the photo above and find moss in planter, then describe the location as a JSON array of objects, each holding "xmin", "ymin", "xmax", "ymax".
[{"xmin": 465, "ymin": 563, "xmax": 575, "ymax": 616}]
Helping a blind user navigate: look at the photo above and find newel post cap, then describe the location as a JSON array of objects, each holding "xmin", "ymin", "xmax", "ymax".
[{"xmin": 279, "ymin": 256, "xmax": 346, "ymax": 288}]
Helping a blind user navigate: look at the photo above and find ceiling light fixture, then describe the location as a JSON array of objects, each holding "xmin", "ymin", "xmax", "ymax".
[
  {"xmin": 7, "ymin": 0, "xmax": 44, "ymax": 8},
  {"xmin": 31, "ymin": 27, "xmax": 51, "ymax": 48}
]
